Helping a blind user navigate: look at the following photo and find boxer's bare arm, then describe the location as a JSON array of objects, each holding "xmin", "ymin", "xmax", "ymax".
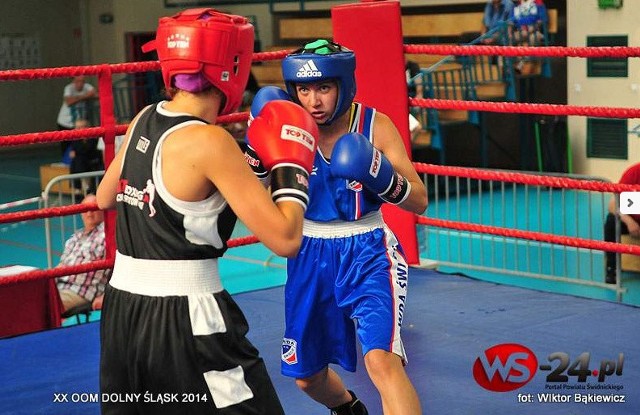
[{"xmin": 165, "ymin": 124, "xmax": 305, "ymax": 258}]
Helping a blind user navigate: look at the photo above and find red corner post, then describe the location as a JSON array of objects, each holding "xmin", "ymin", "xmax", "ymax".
[
  {"xmin": 98, "ymin": 65, "xmax": 117, "ymax": 262},
  {"xmin": 332, "ymin": 0, "xmax": 419, "ymax": 264}
]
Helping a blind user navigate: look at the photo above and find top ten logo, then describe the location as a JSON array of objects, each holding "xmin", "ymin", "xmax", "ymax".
[{"xmin": 473, "ymin": 343, "xmax": 538, "ymax": 392}]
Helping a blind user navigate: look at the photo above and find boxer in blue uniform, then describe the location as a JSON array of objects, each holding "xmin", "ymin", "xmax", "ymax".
[
  {"xmin": 276, "ymin": 40, "xmax": 427, "ymax": 415},
  {"xmin": 96, "ymin": 9, "xmax": 318, "ymax": 415}
]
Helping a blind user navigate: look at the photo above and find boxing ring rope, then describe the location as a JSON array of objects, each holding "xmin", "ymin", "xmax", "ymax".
[
  {"xmin": 0, "ymin": 197, "xmax": 41, "ymax": 211},
  {"xmin": 404, "ymin": 44, "xmax": 640, "ymax": 59},
  {"xmin": 2, "ymin": 10, "xmax": 640, "ymax": 300},
  {"xmin": 1, "ymin": 56, "xmax": 640, "ymax": 281},
  {"xmin": 0, "ymin": 56, "xmax": 266, "ymax": 288},
  {"xmin": 410, "ymin": 98, "xmax": 640, "ymax": 119}
]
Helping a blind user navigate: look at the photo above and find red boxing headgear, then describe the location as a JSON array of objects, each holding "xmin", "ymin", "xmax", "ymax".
[{"xmin": 142, "ymin": 8, "xmax": 254, "ymax": 115}]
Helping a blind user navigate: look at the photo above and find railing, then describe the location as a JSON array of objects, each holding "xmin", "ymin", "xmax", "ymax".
[
  {"xmin": 417, "ymin": 170, "xmax": 625, "ymax": 302},
  {"xmin": 408, "ymin": 19, "xmax": 554, "ymax": 165},
  {"xmin": 42, "ymin": 171, "xmax": 105, "ymax": 269}
]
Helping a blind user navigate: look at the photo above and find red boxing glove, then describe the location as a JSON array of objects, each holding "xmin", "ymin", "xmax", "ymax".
[{"xmin": 247, "ymin": 100, "xmax": 318, "ymax": 209}]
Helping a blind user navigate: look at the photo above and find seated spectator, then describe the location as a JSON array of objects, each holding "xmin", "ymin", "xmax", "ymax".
[
  {"xmin": 69, "ymin": 119, "xmax": 104, "ymax": 193},
  {"xmin": 604, "ymin": 162, "xmax": 640, "ymax": 284},
  {"xmin": 56, "ymin": 194, "xmax": 110, "ymax": 312},
  {"xmin": 92, "ymin": 292, "xmax": 105, "ymax": 310},
  {"xmin": 481, "ymin": 0, "xmax": 514, "ymax": 45},
  {"xmin": 509, "ymin": 0, "xmax": 548, "ymax": 45},
  {"xmin": 509, "ymin": 0, "xmax": 548, "ymax": 72}
]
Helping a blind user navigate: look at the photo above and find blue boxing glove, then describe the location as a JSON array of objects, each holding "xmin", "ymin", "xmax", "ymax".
[
  {"xmin": 243, "ymin": 86, "xmax": 291, "ymax": 186},
  {"xmin": 331, "ymin": 132, "xmax": 411, "ymax": 205},
  {"xmin": 248, "ymin": 86, "xmax": 291, "ymax": 127}
]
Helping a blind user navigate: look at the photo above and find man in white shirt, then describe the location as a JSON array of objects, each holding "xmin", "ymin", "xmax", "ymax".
[{"xmin": 56, "ymin": 76, "xmax": 96, "ymax": 155}]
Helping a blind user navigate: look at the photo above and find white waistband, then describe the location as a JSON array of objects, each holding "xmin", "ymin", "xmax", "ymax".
[
  {"xmin": 303, "ymin": 211, "xmax": 384, "ymax": 238},
  {"xmin": 109, "ymin": 251, "xmax": 223, "ymax": 296}
]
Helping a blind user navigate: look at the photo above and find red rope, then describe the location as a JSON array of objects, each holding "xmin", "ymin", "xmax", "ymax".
[
  {"xmin": 0, "ymin": 235, "xmax": 261, "ymax": 286},
  {"xmin": 4, "ymin": 43, "xmax": 637, "ymax": 288},
  {"xmin": 2, "ymin": 44, "xmax": 635, "ymax": 83},
  {"xmin": 0, "ymin": 49, "xmax": 294, "ymax": 82},
  {"xmin": 0, "ymin": 260, "xmax": 114, "ymax": 287},
  {"xmin": 0, "ymin": 125, "xmax": 128, "ymax": 147},
  {"xmin": 410, "ymin": 98, "xmax": 640, "ymax": 119},
  {"xmin": 404, "ymin": 44, "xmax": 640, "ymax": 59},
  {"xmin": 0, "ymin": 117, "xmax": 247, "ymax": 147},
  {"xmin": 228, "ymin": 235, "xmax": 259, "ymax": 248},
  {"xmin": 218, "ymin": 112, "xmax": 249, "ymax": 124},
  {"xmin": 0, "ymin": 62, "xmax": 160, "ymax": 81},
  {"xmin": 0, "ymin": 113, "xmax": 248, "ymax": 147},
  {"xmin": 416, "ymin": 216, "xmax": 640, "ymax": 256},
  {"xmin": 252, "ymin": 49, "xmax": 294, "ymax": 62},
  {"xmin": 0, "ymin": 203, "xmax": 98, "ymax": 224},
  {"xmin": 413, "ymin": 163, "xmax": 640, "ymax": 193}
]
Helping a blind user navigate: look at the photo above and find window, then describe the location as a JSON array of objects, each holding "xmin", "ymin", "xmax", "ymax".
[
  {"xmin": 587, "ymin": 36, "xmax": 628, "ymax": 77},
  {"xmin": 587, "ymin": 118, "xmax": 628, "ymax": 159}
]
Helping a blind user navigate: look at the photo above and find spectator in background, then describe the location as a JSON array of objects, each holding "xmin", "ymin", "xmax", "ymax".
[
  {"xmin": 56, "ymin": 194, "xmax": 109, "ymax": 312},
  {"xmin": 69, "ymin": 119, "xmax": 103, "ymax": 193},
  {"xmin": 405, "ymin": 59, "xmax": 424, "ymax": 140},
  {"xmin": 481, "ymin": 0, "xmax": 513, "ymax": 45},
  {"xmin": 509, "ymin": 0, "xmax": 548, "ymax": 72},
  {"xmin": 509, "ymin": 0, "xmax": 548, "ymax": 45},
  {"xmin": 405, "ymin": 60, "xmax": 421, "ymax": 99},
  {"xmin": 57, "ymin": 76, "xmax": 97, "ymax": 156},
  {"xmin": 604, "ymin": 163, "xmax": 640, "ymax": 284}
]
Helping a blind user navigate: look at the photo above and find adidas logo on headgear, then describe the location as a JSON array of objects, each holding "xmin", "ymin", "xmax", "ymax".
[{"xmin": 296, "ymin": 60, "xmax": 322, "ymax": 78}]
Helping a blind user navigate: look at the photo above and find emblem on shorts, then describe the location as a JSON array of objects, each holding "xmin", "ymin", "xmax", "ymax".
[
  {"xmin": 347, "ymin": 180, "xmax": 363, "ymax": 192},
  {"xmin": 282, "ymin": 338, "xmax": 298, "ymax": 365}
]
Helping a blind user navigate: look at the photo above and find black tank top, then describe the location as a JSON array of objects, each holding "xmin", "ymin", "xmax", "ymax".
[{"xmin": 115, "ymin": 102, "xmax": 237, "ymax": 260}]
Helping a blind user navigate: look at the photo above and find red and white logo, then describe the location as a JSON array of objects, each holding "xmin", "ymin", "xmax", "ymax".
[
  {"xmin": 282, "ymin": 338, "xmax": 298, "ymax": 365},
  {"xmin": 167, "ymin": 33, "xmax": 190, "ymax": 49},
  {"xmin": 473, "ymin": 343, "xmax": 538, "ymax": 392},
  {"xmin": 347, "ymin": 180, "xmax": 363, "ymax": 192},
  {"xmin": 369, "ymin": 149, "xmax": 382, "ymax": 178},
  {"xmin": 281, "ymin": 125, "xmax": 315, "ymax": 152}
]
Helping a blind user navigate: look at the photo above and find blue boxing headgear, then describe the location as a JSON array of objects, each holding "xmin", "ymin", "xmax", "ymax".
[{"xmin": 281, "ymin": 39, "xmax": 356, "ymax": 125}]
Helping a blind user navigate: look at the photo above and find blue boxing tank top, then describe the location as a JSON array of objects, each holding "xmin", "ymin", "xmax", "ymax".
[
  {"xmin": 115, "ymin": 102, "xmax": 237, "ymax": 260},
  {"xmin": 305, "ymin": 102, "xmax": 384, "ymax": 222}
]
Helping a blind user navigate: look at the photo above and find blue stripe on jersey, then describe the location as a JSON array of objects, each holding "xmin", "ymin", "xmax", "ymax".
[
  {"xmin": 305, "ymin": 102, "xmax": 383, "ymax": 222},
  {"xmin": 362, "ymin": 105, "xmax": 374, "ymax": 137}
]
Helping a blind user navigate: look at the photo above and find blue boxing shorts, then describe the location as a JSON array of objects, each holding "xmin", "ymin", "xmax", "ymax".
[{"xmin": 281, "ymin": 211, "xmax": 409, "ymax": 379}]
